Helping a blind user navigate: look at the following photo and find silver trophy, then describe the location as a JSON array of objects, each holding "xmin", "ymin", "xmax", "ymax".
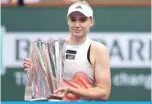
[{"xmin": 24, "ymin": 39, "xmax": 66, "ymax": 101}]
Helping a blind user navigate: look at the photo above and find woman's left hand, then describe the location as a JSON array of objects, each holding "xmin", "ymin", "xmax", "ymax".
[
  {"xmin": 47, "ymin": 87, "xmax": 70, "ymax": 100},
  {"xmin": 54, "ymin": 87, "xmax": 70, "ymax": 98}
]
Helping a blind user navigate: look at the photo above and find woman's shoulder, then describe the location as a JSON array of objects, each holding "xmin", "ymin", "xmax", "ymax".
[
  {"xmin": 90, "ymin": 40, "xmax": 108, "ymax": 52},
  {"xmin": 89, "ymin": 39, "xmax": 109, "ymax": 65}
]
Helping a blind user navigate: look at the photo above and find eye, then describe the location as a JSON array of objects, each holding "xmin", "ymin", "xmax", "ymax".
[
  {"xmin": 70, "ymin": 18, "xmax": 76, "ymax": 22},
  {"xmin": 79, "ymin": 18, "xmax": 87, "ymax": 22}
]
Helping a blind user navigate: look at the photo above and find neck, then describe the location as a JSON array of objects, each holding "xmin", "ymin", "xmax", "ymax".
[{"xmin": 68, "ymin": 35, "xmax": 87, "ymax": 45}]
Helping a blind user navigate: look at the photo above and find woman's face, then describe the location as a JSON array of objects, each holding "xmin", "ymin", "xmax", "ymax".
[{"xmin": 68, "ymin": 11, "xmax": 94, "ymax": 37}]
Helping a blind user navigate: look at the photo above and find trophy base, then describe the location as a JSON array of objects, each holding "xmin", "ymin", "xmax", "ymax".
[
  {"xmin": 48, "ymin": 99, "xmax": 62, "ymax": 101},
  {"xmin": 47, "ymin": 94, "xmax": 63, "ymax": 101},
  {"xmin": 29, "ymin": 97, "xmax": 48, "ymax": 101},
  {"xmin": 25, "ymin": 94, "xmax": 63, "ymax": 101}
]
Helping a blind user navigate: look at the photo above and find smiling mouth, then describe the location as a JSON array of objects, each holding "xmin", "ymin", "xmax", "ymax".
[{"xmin": 74, "ymin": 30, "xmax": 81, "ymax": 33}]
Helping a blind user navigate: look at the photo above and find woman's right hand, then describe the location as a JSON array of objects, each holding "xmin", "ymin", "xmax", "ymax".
[{"xmin": 23, "ymin": 58, "xmax": 33, "ymax": 72}]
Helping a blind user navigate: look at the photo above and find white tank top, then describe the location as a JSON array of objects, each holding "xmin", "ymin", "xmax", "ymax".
[{"xmin": 63, "ymin": 38, "xmax": 95, "ymax": 84}]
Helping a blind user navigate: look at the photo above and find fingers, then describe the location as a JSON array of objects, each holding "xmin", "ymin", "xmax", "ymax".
[
  {"xmin": 24, "ymin": 68, "xmax": 30, "ymax": 72},
  {"xmin": 47, "ymin": 94, "xmax": 63, "ymax": 100},
  {"xmin": 23, "ymin": 58, "xmax": 33, "ymax": 72},
  {"xmin": 47, "ymin": 87, "xmax": 70, "ymax": 100},
  {"xmin": 54, "ymin": 87, "xmax": 70, "ymax": 94},
  {"xmin": 24, "ymin": 58, "xmax": 32, "ymax": 64},
  {"xmin": 54, "ymin": 87, "xmax": 64, "ymax": 94}
]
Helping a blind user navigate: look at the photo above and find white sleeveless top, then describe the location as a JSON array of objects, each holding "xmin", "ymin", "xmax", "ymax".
[{"xmin": 63, "ymin": 38, "xmax": 95, "ymax": 85}]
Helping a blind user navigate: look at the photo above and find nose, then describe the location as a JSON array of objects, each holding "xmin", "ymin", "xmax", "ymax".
[{"xmin": 75, "ymin": 20, "xmax": 80, "ymax": 27}]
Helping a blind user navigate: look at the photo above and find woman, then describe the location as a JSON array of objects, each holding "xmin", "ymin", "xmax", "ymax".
[{"xmin": 24, "ymin": 0, "xmax": 111, "ymax": 101}]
